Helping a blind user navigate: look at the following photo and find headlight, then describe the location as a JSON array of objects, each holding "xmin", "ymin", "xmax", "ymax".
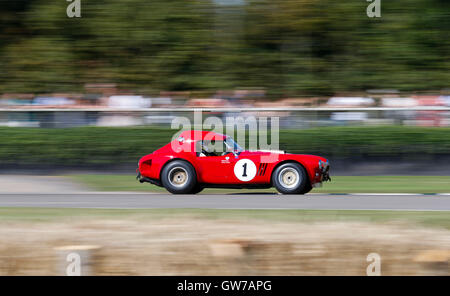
[{"xmin": 318, "ymin": 159, "xmax": 329, "ymax": 171}]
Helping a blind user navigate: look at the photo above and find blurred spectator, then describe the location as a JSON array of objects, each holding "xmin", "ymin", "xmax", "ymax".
[
  {"xmin": 413, "ymin": 95, "xmax": 447, "ymax": 127},
  {"xmin": 330, "ymin": 112, "xmax": 368, "ymax": 122},
  {"xmin": 32, "ymin": 96, "xmax": 75, "ymax": 107},
  {"xmin": 107, "ymin": 95, "xmax": 151, "ymax": 109},
  {"xmin": 278, "ymin": 98, "xmax": 320, "ymax": 107},
  {"xmin": 326, "ymin": 97, "xmax": 374, "ymax": 125},
  {"xmin": 413, "ymin": 95, "xmax": 446, "ymax": 107},
  {"xmin": 326, "ymin": 97, "xmax": 375, "ymax": 107},
  {"xmin": 150, "ymin": 97, "xmax": 173, "ymax": 107},
  {"xmin": 381, "ymin": 97, "xmax": 418, "ymax": 125},
  {"xmin": 440, "ymin": 96, "xmax": 450, "ymax": 107},
  {"xmin": 185, "ymin": 98, "xmax": 231, "ymax": 108},
  {"xmin": 381, "ymin": 97, "xmax": 418, "ymax": 107},
  {"xmin": 0, "ymin": 94, "xmax": 34, "ymax": 107}
]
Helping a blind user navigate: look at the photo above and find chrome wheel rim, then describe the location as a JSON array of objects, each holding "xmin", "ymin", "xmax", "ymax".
[
  {"xmin": 168, "ymin": 167, "xmax": 188, "ymax": 187},
  {"xmin": 278, "ymin": 167, "xmax": 300, "ymax": 189}
]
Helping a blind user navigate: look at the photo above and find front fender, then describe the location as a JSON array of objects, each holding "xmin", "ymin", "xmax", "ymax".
[{"xmin": 272, "ymin": 154, "xmax": 328, "ymax": 185}]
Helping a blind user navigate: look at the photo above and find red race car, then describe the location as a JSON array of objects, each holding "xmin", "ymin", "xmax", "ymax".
[{"xmin": 137, "ymin": 130, "xmax": 330, "ymax": 194}]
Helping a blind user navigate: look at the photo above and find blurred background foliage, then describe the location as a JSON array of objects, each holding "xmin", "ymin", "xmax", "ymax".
[
  {"xmin": 0, "ymin": 0, "xmax": 448, "ymax": 96},
  {"xmin": 1, "ymin": 126, "xmax": 449, "ymax": 167}
]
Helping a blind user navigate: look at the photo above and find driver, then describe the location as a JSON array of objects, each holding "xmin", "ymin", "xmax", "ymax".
[{"xmin": 199, "ymin": 142, "xmax": 215, "ymax": 157}]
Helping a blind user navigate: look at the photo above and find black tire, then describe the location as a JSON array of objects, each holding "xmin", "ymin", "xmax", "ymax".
[
  {"xmin": 190, "ymin": 184, "xmax": 204, "ymax": 194},
  {"xmin": 161, "ymin": 160, "xmax": 197, "ymax": 194},
  {"xmin": 299, "ymin": 183, "xmax": 312, "ymax": 194},
  {"xmin": 272, "ymin": 162, "xmax": 310, "ymax": 194}
]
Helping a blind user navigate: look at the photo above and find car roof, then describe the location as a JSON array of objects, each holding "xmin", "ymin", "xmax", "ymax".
[{"xmin": 178, "ymin": 130, "xmax": 227, "ymax": 141}]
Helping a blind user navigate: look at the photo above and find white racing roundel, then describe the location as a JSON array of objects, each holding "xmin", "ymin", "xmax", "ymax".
[{"xmin": 234, "ymin": 159, "xmax": 257, "ymax": 182}]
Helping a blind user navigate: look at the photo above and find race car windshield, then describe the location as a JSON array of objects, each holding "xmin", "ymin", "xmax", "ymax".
[{"xmin": 225, "ymin": 137, "xmax": 243, "ymax": 153}]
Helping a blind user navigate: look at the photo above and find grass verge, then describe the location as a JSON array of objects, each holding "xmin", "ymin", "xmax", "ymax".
[
  {"xmin": 69, "ymin": 175, "xmax": 450, "ymax": 193},
  {"xmin": 0, "ymin": 207, "xmax": 449, "ymax": 229}
]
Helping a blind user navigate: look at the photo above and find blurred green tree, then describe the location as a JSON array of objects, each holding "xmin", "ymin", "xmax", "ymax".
[{"xmin": 0, "ymin": 0, "xmax": 448, "ymax": 95}]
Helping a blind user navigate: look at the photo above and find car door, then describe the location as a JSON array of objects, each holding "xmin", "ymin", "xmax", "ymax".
[
  {"xmin": 193, "ymin": 139, "xmax": 235, "ymax": 184},
  {"xmin": 196, "ymin": 154, "xmax": 236, "ymax": 184}
]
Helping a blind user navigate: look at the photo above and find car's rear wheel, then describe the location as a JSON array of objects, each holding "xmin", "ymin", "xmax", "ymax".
[
  {"xmin": 161, "ymin": 160, "xmax": 197, "ymax": 194},
  {"xmin": 190, "ymin": 184, "xmax": 204, "ymax": 194},
  {"xmin": 272, "ymin": 162, "xmax": 310, "ymax": 194}
]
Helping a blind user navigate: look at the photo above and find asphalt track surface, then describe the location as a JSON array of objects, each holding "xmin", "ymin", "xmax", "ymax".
[{"xmin": 0, "ymin": 193, "xmax": 449, "ymax": 211}]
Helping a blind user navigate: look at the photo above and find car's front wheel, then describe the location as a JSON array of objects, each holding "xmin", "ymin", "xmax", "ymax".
[
  {"xmin": 161, "ymin": 160, "xmax": 197, "ymax": 194},
  {"xmin": 272, "ymin": 162, "xmax": 310, "ymax": 194}
]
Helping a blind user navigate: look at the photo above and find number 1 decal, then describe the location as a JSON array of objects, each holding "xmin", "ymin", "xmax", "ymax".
[
  {"xmin": 242, "ymin": 163, "xmax": 247, "ymax": 177},
  {"xmin": 234, "ymin": 159, "xmax": 257, "ymax": 182}
]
